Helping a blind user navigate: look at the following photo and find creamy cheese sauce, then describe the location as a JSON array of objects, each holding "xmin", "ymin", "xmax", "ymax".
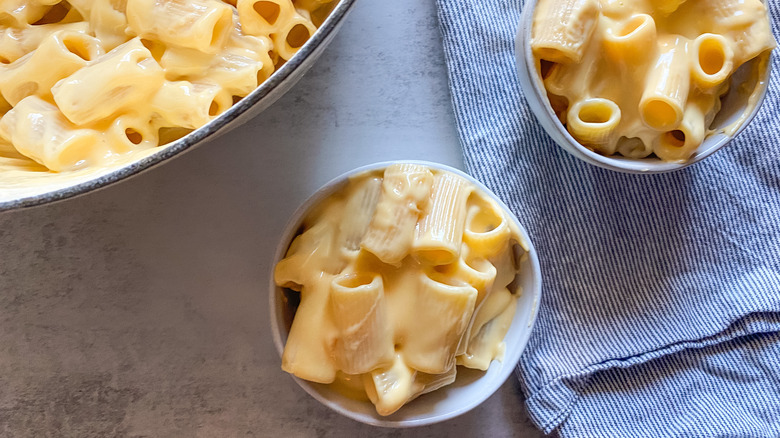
[
  {"xmin": 531, "ymin": 0, "xmax": 776, "ymax": 161},
  {"xmin": 274, "ymin": 165, "xmax": 527, "ymax": 416}
]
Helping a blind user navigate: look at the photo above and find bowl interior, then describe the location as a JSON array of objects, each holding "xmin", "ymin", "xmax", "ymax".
[
  {"xmin": 515, "ymin": 0, "xmax": 773, "ymax": 173},
  {"xmin": 268, "ymin": 161, "xmax": 542, "ymax": 427}
]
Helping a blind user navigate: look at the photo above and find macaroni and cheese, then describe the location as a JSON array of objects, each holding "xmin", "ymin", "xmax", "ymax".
[
  {"xmin": 531, "ymin": 0, "xmax": 775, "ymax": 161},
  {"xmin": 274, "ymin": 164, "xmax": 527, "ymax": 416},
  {"xmin": 0, "ymin": 0, "xmax": 336, "ymax": 173}
]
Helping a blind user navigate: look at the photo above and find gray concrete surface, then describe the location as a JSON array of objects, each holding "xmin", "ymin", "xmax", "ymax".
[{"xmin": 0, "ymin": 0, "xmax": 547, "ymax": 436}]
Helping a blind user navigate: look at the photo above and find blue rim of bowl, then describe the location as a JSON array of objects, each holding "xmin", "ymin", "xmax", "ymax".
[
  {"xmin": 515, "ymin": 0, "xmax": 773, "ymax": 174},
  {"xmin": 0, "ymin": 0, "xmax": 358, "ymax": 212},
  {"xmin": 268, "ymin": 160, "xmax": 543, "ymax": 427}
]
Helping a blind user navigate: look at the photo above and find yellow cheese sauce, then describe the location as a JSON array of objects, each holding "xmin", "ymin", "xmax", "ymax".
[
  {"xmin": 531, "ymin": 0, "xmax": 776, "ymax": 161},
  {"xmin": 274, "ymin": 164, "xmax": 528, "ymax": 416}
]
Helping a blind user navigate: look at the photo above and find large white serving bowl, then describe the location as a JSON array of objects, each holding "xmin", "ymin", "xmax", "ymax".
[
  {"xmin": 269, "ymin": 161, "xmax": 542, "ymax": 427},
  {"xmin": 0, "ymin": 0, "xmax": 357, "ymax": 211},
  {"xmin": 515, "ymin": 0, "xmax": 773, "ymax": 173}
]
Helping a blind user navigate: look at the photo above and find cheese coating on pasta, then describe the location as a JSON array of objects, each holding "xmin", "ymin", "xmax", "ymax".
[
  {"xmin": 0, "ymin": 0, "xmax": 336, "ymax": 172},
  {"xmin": 274, "ymin": 165, "xmax": 527, "ymax": 416},
  {"xmin": 531, "ymin": 0, "xmax": 776, "ymax": 161}
]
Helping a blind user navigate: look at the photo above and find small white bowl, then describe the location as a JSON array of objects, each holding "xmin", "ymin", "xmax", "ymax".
[
  {"xmin": 269, "ymin": 161, "xmax": 542, "ymax": 427},
  {"xmin": 515, "ymin": 0, "xmax": 773, "ymax": 173}
]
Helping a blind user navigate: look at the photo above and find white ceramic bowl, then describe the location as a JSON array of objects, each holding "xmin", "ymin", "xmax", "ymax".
[
  {"xmin": 0, "ymin": 0, "xmax": 357, "ymax": 211},
  {"xmin": 269, "ymin": 161, "xmax": 542, "ymax": 427},
  {"xmin": 515, "ymin": 0, "xmax": 773, "ymax": 173}
]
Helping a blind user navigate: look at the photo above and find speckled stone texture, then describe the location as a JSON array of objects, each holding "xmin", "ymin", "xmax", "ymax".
[{"xmin": 0, "ymin": 1, "xmax": 545, "ymax": 436}]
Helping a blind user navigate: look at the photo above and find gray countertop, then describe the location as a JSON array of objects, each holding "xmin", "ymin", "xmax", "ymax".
[{"xmin": 0, "ymin": 1, "xmax": 546, "ymax": 436}]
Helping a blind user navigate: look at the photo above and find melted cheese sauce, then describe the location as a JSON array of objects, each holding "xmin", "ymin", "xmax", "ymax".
[
  {"xmin": 532, "ymin": 0, "xmax": 776, "ymax": 161},
  {"xmin": 275, "ymin": 165, "xmax": 527, "ymax": 416}
]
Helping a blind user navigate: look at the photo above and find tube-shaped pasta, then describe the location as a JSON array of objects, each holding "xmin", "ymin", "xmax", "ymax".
[
  {"xmin": 654, "ymin": 100, "xmax": 705, "ymax": 162},
  {"xmin": 400, "ymin": 272, "xmax": 477, "ymax": 374},
  {"xmin": 457, "ymin": 289, "xmax": 517, "ymax": 371},
  {"xmin": 237, "ymin": 0, "xmax": 296, "ymax": 35},
  {"xmin": 447, "ymin": 256, "xmax": 497, "ymax": 356},
  {"xmin": 709, "ymin": 0, "xmax": 777, "ymax": 65},
  {"xmin": 615, "ymin": 136, "xmax": 653, "ymax": 158},
  {"xmin": 639, "ymin": 36, "xmax": 690, "ymax": 131},
  {"xmin": 690, "ymin": 34, "xmax": 734, "ymax": 88},
  {"xmin": 88, "ymin": 0, "xmax": 132, "ymax": 51},
  {"xmin": 412, "ymin": 172, "xmax": 472, "ymax": 266},
  {"xmin": 0, "ymin": 31, "xmax": 102, "ymax": 106},
  {"xmin": 274, "ymin": 220, "xmax": 334, "ymax": 290},
  {"xmin": 195, "ymin": 49, "xmax": 275, "ymax": 97},
  {"xmin": 159, "ymin": 46, "xmax": 215, "ymax": 78},
  {"xmin": 329, "ymin": 273, "xmax": 394, "ymax": 375},
  {"xmin": 463, "ymin": 198, "xmax": 511, "ymax": 258},
  {"xmin": 0, "ymin": 96, "xmax": 102, "ymax": 171},
  {"xmin": 361, "ymin": 163, "xmax": 434, "ymax": 265},
  {"xmin": 0, "ymin": 0, "xmax": 52, "ymax": 27},
  {"xmin": 281, "ymin": 277, "xmax": 339, "ymax": 384},
  {"xmin": 531, "ymin": 0, "xmax": 600, "ymax": 63},
  {"xmin": 363, "ymin": 354, "xmax": 422, "ymax": 417},
  {"xmin": 567, "ymin": 97, "xmax": 621, "ymax": 147},
  {"xmin": 125, "ymin": 0, "xmax": 234, "ymax": 53},
  {"xmin": 0, "ymin": 22, "xmax": 89, "ymax": 64},
  {"xmin": 151, "ymin": 81, "xmax": 222, "ymax": 129},
  {"xmin": 336, "ymin": 176, "xmax": 382, "ymax": 254},
  {"xmin": 270, "ymin": 10, "xmax": 317, "ymax": 61},
  {"xmin": 52, "ymin": 38, "xmax": 165, "ymax": 125},
  {"xmin": 106, "ymin": 113, "xmax": 159, "ymax": 153},
  {"xmin": 603, "ymin": 14, "xmax": 657, "ymax": 65}
]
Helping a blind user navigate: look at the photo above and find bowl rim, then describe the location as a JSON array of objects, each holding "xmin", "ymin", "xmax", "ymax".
[
  {"xmin": 268, "ymin": 160, "xmax": 543, "ymax": 427},
  {"xmin": 0, "ymin": 0, "xmax": 358, "ymax": 212},
  {"xmin": 515, "ymin": 0, "xmax": 774, "ymax": 174}
]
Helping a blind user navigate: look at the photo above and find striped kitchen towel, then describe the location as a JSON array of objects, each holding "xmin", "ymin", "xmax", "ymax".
[{"xmin": 435, "ymin": 0, "xmax": 780, "ymax": 436}]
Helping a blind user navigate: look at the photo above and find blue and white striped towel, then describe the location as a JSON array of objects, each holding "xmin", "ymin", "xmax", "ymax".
[{"xmin": 435, "ymin": 1, "xmax": 780, "ymax": 436}]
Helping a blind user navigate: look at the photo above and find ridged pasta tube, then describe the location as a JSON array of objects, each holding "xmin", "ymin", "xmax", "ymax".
[
  {"xmin": 363, "ymin": 353, "xmax": 422, "ymax": 416},
  {"xmin": 337, "ymin": 176, "xmax": 382, "ymax": 254},
  {"xmin": 457, "ymin": 289, "xmax": 517, "ymax": 371},
  {"xmin": 329, "ymin": 273, "xmax": 394, "ymax": 375},
  {"xmin": 88, "ymin": 0, "xmax": 132, "ymax": 51},
  {"xmin": 567, "ymin": 98, "xmax": 621, "ymax": 146},
  {"xmin": 237, "ymin": 0, "xmax": 296, "ymax": 35},
  {"xmin": 126, "ymin": 0, "xmax": 234, "ymax": 53},
  {"xmin": 400, "ymin": 272, "xmax": 477, "ymax": 374},
  {"xmin": 654, "ymin": 100, "xmax": 705, "ymax": 162},
  {"xmin": 151, "ymin": 81, "xmax": 222, "ymax": 129},
  {"xmin": 463, "ymin": 198, "xmax": 511, "ymax": 258},
  {"xmin": 412, "ymin": 172, "xmax": 472, "ymax": 266},
  {"xmin": 707, "ymin": 0, "xmax": 776, "ymax": 65},
  {"xmin": 52, "ymin": 38, "xmax": 165, "ymax": 125},
  {"xmin": 639, "ymin": 36, "xmax": 690, "ymax": 131},
  {"xmin": 361, "ymin": 163, "xmax": 434, "ymax": 265},
  {"xmin": 281, "ymin": 277, "xmax": 339, "ymax": 384},
  {"xmin": 0, "ymin": 0, "xmax": 51, "ymax": 27},
  {"xmin": 106, "ymin": 113, "xmax": 159, "ymax": 153},
  {"xmin": 531, "ymin": 0, "xmax": 600, "ymax": 63},
  {"xmin": 690, "ymin": 34, "xmax": 734, "ymax": 89},
  {"xmin": 271, "ymin": 10, "xmax": 318, "ymax": 61},
  {"xmin": 0, "ymin": 22, "xmax": 89, "ymax": 64},
  {"xmin": 0, "ymin": 96, "xmax": 102, "ymax": 171},
  {"xmin": 603, "ymin": 14, "xmax": 657, "ymax": 65},
  {"xmin": 0, "ymin": 31, "xmax": 102, "ymax": 106}
]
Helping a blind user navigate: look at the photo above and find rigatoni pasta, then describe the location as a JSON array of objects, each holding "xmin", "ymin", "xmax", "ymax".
[
  {"xmin": 531, "ymin": 0, "xmax": 776, "ymax": 161},
  {"xmin": 0, "ymin": 0, "xmax": 338, "ymax": 174},
  {"xmin": 274, "ymin": 164, "xmax": 528, "ymax": 416}
]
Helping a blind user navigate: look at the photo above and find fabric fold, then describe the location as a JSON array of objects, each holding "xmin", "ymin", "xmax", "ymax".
[{"xmin": 436, "ymin": 0, "xmax": 780, "ymax": 435}]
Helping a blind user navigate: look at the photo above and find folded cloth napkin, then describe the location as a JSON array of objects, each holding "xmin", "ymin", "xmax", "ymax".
[{"xmin": 435, "ymin": 1, "xmax": 780, "ymax": 436}]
